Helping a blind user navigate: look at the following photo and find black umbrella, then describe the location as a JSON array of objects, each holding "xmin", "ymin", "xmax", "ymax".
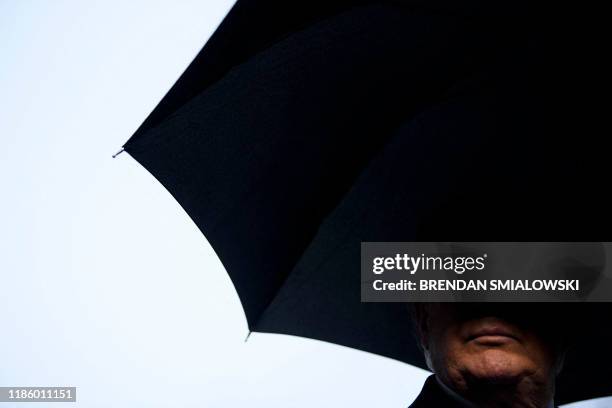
[{"xmin": 120, "ymin": 1, "xmax": 611, "ymax": 404}]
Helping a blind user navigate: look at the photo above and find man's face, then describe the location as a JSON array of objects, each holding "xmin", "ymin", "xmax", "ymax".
[{"xmin": 416, "ymin": 304, "xmax": 567, "ymax": 395}]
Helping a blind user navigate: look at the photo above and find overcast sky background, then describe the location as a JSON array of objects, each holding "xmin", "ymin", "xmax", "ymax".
[{"xmin": 0, "ymin": 1, "xmax": 609, "ymax": 407}]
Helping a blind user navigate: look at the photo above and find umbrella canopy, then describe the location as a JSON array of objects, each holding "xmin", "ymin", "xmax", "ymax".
[{"xmin": 122, "ymin": 1, "xmax": 611, "ymax": 404}]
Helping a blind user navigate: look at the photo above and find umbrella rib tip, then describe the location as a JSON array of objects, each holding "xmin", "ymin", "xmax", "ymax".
[{"xmin": 112, "ymin": 147, "xmax": 125, "ymax": 158}]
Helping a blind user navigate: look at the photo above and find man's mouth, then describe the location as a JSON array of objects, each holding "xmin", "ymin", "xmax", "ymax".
[{"xmin": 465, "ymin": 320, "xmax": 521, "ymax": 345}]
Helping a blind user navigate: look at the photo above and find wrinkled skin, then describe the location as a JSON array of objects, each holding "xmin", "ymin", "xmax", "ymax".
[{"xmin": 414, "ymin": 303, "xmax": 571, "ymax": 408}]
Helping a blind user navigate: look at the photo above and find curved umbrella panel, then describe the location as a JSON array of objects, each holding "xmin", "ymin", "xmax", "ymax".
[
  {"xmin": 126, "ymin": 0, "xmax": 368, "ymax": 145},
  {"xmin": 126, "ymin": 4, "xmax": 494, "ymax": 326}
]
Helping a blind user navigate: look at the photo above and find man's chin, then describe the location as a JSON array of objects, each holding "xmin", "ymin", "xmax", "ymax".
[{"xmin": 463, "ymin": 349, "xmax": 534, "ymax": 385}]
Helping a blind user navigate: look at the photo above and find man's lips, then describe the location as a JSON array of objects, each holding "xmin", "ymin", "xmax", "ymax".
[{"xmin": 465, "ymin": 321, "xmax": 521, "ymax": 345}]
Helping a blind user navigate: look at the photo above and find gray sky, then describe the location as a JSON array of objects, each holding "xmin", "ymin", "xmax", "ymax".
[{"xmin": 0, "ymin": 1, "xmax": 608, "ymax": 407}]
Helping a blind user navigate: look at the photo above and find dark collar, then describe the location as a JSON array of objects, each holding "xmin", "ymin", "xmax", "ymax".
[
  {"xmin": 409, "ymin": 375, "xmax": 557, "ymax": 408},
  {"xmin": 409, "ymin": 375, "xmax": 468, "ymax": 408}
]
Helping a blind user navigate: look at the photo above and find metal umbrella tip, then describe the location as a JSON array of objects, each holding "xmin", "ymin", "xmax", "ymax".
[{"xmin": 112, "ymin": 148, "xmax": 125, "ymax": 158}]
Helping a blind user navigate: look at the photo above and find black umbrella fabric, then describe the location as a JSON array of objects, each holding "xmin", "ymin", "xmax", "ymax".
[{"xmin": 122, "ymin": 1, "xmax": 611, "ymax": 404}]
